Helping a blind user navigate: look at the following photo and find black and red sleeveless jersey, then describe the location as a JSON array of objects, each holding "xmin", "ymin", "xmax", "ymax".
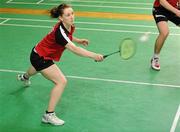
[
  {"xmin": 35, "ymin": 22, "xmax": 75, "ymax": 61},
  {"xmin": 154, "ymin": 0, "xmax": 179, "ymax": 8}
]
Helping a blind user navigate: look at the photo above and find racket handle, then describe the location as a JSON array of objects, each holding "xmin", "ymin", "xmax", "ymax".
[{"xmin": 103, "ymin": 55, "xmax": 108, "ymax": 59}]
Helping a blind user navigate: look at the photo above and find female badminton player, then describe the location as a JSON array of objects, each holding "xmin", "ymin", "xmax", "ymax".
[
  {"xmin": 151, "ymin": 0, "xmax": 180, "ymax": 70},
  {"xmin": 17, "ymin": 3, "xmax": 103, "ymax": 126}
]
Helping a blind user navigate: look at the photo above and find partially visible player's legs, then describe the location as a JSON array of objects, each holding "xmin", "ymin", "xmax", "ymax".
[
  {"xmin": 154, "ymin": 21, "xmax": 169, "ymax": 54},
  {"xmin": 151, "ymin": 21, "xmax": 169, "ymax": 70},
  {"xmin": 41, "ymin": 64, "xmax": 67, "ymax": 126},
  {"xmin": 17, "ymin": 65, "xmax": 37, "ymax": 86}
]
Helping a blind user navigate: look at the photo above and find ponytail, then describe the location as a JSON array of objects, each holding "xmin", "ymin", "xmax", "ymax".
[
  {"xmin": 50, "ymin": 7, "xmax": 59, "ymax": 18},
  {"xmin": 50, "ymin": 3, "xmax": 71, "ymax": 18}
]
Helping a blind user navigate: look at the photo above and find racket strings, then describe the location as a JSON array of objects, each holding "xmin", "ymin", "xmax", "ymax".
[{"xmin": 120, "ymin": 39, "xmax": 136, "ymax": 60}]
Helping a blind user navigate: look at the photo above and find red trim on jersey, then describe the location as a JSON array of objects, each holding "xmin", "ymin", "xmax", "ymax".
[
  {"xmin": 154, "ymin": 0, "xmax": 178, "ymax": 8},
  {"xmin": 35, "ymin": 22, "xmax": 75, "ymax": 61}
]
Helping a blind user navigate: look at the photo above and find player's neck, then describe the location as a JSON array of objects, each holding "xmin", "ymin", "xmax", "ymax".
[{"xmin": 62, "ymin": 22, "xmax": 71, "ymax": 32}]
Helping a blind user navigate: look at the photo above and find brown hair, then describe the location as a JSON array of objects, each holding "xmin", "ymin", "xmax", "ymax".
[{"xmin": 50, "ymin": 3, "xmax": 71, "ymax": 18}]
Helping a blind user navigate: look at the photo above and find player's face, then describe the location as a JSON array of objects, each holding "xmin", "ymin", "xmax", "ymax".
[{"xmin": 60, "ymin": 7, "xmax": 74, "ymax": 26}]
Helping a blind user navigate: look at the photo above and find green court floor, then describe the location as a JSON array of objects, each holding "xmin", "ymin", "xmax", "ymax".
[{"xmin": 0, "ymin": 0, "xmax": 180, "ymax": 132}]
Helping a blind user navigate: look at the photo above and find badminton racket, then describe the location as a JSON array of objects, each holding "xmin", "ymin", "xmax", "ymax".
[{"xmin": 103, "ymin": 38, "xmax": 136, "ymax": 60}]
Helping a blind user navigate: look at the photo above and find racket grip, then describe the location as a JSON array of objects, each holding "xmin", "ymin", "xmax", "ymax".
[
  {"xmin": 103, "ymin": 55, "xmax": 108, "ymax": 58},
  {"xmin": 95, "ymin": 55, "xmax": 108, "ymax": 62}
]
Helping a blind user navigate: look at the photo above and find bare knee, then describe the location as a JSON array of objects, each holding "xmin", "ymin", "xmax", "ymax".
[
  {"xmin": 54, "ymin": 77, "xmax": 67, "ymax": 86},
  {"xmin": 160, "ymin": 30, "xmax": 169, "ymax": 38},
  {"xmin": 60, "ymin": 77, "xmax": 67, "ymax": 85}
]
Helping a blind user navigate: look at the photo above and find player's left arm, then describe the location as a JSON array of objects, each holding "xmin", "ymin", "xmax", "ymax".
[{"xmin": 72, "ymin": 36, "xmax": 89, "ymax": 46}]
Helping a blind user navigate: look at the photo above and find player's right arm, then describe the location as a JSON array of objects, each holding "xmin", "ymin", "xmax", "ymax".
[
  {"xmin": 159, "ymin": 0, "xmax": 180, "ymax": 17},
  {"xmin": 65, "ymin": 42, "xmax": 103, "ymax": 62}
]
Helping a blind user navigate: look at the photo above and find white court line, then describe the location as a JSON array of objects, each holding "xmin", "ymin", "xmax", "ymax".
[
  {"xmin": 0, "ymin": 23, "xmax": 159, "ymax": 35},
  {"xmin": 0, "ymin": 69, "xmax": 25, "ymax": 74},
  {"xmin": 7, "ymin": 1, "xmax": 152, "ymax": 10},
  {"xmin": 0, "ymin": 17, "xmax": 178, "ymax": 29},
  {"xmin": 170, "ymin": 105, "xmax": 180, "ymax": 132},
  {"xmin": 2, "ymin": 23, "xmax": 180, "ymax": 36},
  {"xmin": 1, "ymin": 23, "xmax": 52, "ymax": 28},
  {"xmin": 0, "ymin": 18, "xmax": 10, "ymax": 24},
  {"xmin": 50, "ymin": 0, "xmax": 152, "ymax": 5},
  {"xmin": 36, "ymin": 0, "xmax": 44, "ymax": 4},
  {"xmin": 0, "ymin": 69, "xmax": 180, "ymax": 88},
  {"xmin": 6, "ymin": 0, "xmax": 13, "ymax": 3},
  {"xmin": 0, "ymin": 17, "xmax": 55, "ymax": 22}
]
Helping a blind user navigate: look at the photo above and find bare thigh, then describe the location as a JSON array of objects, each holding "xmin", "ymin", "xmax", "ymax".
[
  {"xmin": 40, "ymin": 64, "xmax": 66, "ymax": 84},
  {"xmin": 157, "ymin": 21, "xmax": 169, "ymax": 35}
]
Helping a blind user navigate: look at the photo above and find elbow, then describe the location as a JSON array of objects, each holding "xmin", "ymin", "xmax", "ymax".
[
  {"xmin": 70, "ymin": 45, "xmax": 79, "ymax": 53},
  {"xmin": 67, "ymin": 44, "xmax": 79, "ymax": 54}
]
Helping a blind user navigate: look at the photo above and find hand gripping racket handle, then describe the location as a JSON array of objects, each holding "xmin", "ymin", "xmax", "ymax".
[
  {"xmin": 103, "ymin": 50, "xmax": 120, "ymax": 59},
  {"xmin": 95, "ymin": 55, "xmax": 107, "ymax": 62},
  {"xmin": 95, "ymin": 51, "xmax": 119, "ymax": 62}
]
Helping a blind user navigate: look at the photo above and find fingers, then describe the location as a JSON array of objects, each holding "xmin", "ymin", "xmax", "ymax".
[
  {"xmin": 95, "ymin": 54, "xmax": 104, "ymax": 62},
  {"xmin": 80, "ymin": 39, "xmax": 89, "ymax": 46},
  {"xmin": 82, "ymin": 40, "xmax": 89, "ymax": 46}
]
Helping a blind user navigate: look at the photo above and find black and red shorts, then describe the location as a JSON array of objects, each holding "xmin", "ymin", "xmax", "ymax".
[
  {"xmin": 152, "ymin": 6, "xmax": 180, "ymax": 26},
  {"xmin": 30, "ymin": 48, "xmax": 54, "ymax": 71}
]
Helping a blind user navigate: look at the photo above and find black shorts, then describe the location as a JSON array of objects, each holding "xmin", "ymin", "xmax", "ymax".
[
  {"xmin": 152, "ymin": 7, "xmax": 180, "ymax": 26},
  {"xmin": 30, "ymin": 48, "xmax": 54, "ymax": 71}
]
